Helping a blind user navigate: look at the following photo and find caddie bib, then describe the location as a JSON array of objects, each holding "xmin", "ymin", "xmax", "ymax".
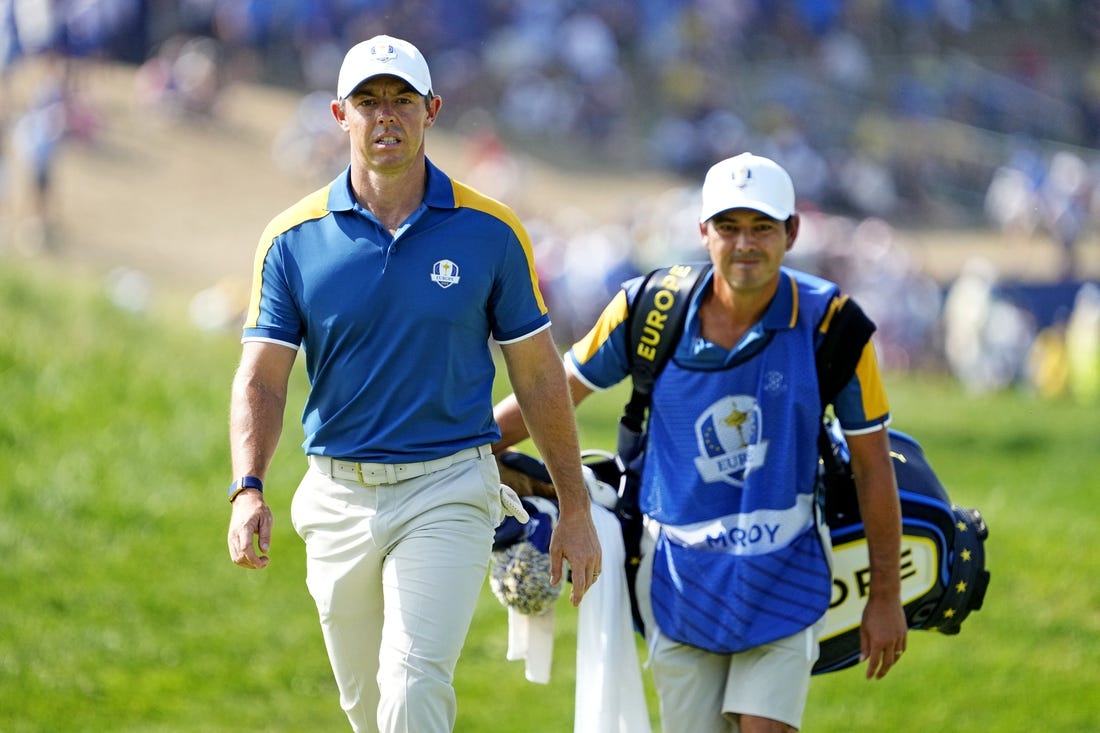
[{"xmin": 643, "ymin": 282, "xmax": 835, "ymax": 653}]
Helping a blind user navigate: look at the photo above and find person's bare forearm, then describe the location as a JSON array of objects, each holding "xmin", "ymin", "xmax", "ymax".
[
  {"xmin": 500, "ymin": 332, "xmax": 601, "ymax": 604},
  {"xmin": 847, "ymin": 425, "xmax": 908, "ymax": 677},
  {"xmin": 227, "ymin": 343, "xmax": 294, "ymax": 569},
  {"xmin": 230, "ymin": 373, "xmax": 286, "ymax": 479},
  {"xmin": 229, "ymin": 343, "xmax": 295, "ymax": 480},
  {"xmin": 509, "ymin": 366, "xmax": 587, "ymax": 513},
  {"xmin": 492, "ymin": 392, "xmax": 529, "ymax": 454},
  {"xmin": 497, "ymin": 334, "xmax": 594, "ymax": 511},
  {"xmin": 849, "ymin": 428, "xmax": 903, "ymax": 599}
]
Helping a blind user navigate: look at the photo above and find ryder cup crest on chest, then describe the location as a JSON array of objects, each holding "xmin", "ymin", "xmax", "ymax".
[{"xmin": 431, "ymin": 259, "xmax": 461, "ymax": 288}]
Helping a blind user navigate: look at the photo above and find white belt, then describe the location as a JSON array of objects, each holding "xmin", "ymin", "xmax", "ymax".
[{"xmin": 309, "ymin": 445, "xmax": 492, "ymax": 486}]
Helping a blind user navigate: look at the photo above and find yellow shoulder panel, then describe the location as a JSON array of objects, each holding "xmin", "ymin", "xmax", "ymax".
[
  {"xmin": 451, "ymin": 180, "xmax": 546, "ymax": 312},
  {"xmin": 244, "ymin": 185, "xmax": 332, "ymax": 328}
]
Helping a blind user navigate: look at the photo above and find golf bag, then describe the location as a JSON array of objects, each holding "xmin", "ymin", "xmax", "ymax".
[{"xmin": 811, "ymin": 420, "xmax": 990, "ymax": 672}]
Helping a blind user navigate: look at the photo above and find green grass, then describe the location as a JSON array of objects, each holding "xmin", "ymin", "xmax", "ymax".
[{"xmin": 1, "ymin": 256, "xmax": 1097, "ymax": 732}]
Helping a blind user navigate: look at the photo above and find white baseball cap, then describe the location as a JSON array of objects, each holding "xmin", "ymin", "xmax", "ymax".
[
  {"xmin": 699, "ymin": 152, "xmax": 796, "ymax": 223},
  {"xmin": 337, "ymin": 35, "xmax": 432, "ymax": 99}
]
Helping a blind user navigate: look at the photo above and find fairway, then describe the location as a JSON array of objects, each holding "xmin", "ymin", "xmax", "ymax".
[{"xmin": 1, "ymin": 256, "xmax": 1097, "ymax": 732}]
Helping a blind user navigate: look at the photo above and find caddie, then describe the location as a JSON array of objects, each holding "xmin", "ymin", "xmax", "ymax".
[{"xmin": 493, "ymin": 152, "xmax": 907, "ymax": 732}]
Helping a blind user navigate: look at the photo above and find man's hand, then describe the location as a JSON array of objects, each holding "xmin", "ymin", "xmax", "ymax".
[
  {"xmin": 227, "ymin": 490, "xmax": 274, "ymax": 570},
  {"xmin": 860, "ymin": 594, "xmax": 908, "ymax": 679},
  {"xmin": 548, "ymin": 507, "xmax": 602, "ymax": 607}
]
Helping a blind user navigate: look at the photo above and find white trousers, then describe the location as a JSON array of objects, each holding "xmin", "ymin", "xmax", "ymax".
[{"xmin": 291, "ymin": 452, "xmax": 502, "ymax": 733}]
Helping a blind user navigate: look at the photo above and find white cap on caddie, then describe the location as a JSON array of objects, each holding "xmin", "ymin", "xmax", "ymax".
[
  {"xmin": 337, "ymin": 35, "xmax": 432, "ymax": 99},
  {"xmin": 699, "ymin": 152, "xmax": 796, "ymax": 223}
]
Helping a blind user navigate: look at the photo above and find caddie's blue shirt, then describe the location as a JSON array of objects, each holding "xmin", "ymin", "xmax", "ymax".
[{"xmin": 242, "ymin": 159, "xmax": 550, "ymax": 461}]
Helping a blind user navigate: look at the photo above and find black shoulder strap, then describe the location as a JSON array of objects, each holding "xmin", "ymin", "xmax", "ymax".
[{"xmin": 621, "ymin": 263, "xmax": 711, "ymax": 433}]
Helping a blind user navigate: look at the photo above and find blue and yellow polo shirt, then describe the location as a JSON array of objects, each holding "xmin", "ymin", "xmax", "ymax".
[{"xmin": 243, "ymin": 159, "xmax": 549, "ymax": 461}]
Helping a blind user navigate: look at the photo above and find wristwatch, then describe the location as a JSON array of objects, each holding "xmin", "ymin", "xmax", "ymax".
[{"xmin": 228, "ymin": 475, "xmax": 264, "ymax": 502}]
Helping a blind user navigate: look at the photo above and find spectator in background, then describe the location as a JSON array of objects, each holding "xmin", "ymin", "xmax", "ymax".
[
  {"xmin": 1026, "ymin": 318, "xmax": 1070, "ymax": 399},
  {"xmin": 942, "ymin": 257, "xmax": 1037, "ymax": 394},
  {"xmin": 10, "ymin": 63, "xmax": 67, "ymax": 249},
  {"xmin": 0, "ymin": 118, "xmax": 9, "ymax": 243},
  {"xmin": 1065, "ymin": 282, "xmax": 1100, "ymax": 403},
  {"xmin": 0, "ymin": 0, "xmax": 19, "ymax": 82},
  {"xmin": 1038, "ymin": 151, "xmax": 1092, "ymax": 282},
  {"xmin": 133, "ymin": 35, "xmax": 223, "ymax": 120},
  {"xmin": 271, "ymin": 89, "xmax": 349, "ymax": 185}
]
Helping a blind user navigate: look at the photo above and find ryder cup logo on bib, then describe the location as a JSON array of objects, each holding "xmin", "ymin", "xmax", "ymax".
[
  {"xmin": 693, "ymin": 395, "xmax": 768, "ymax": 486},
  {"xmin": 430, "ymin": 259, "xmax": 461, "ymax": 288}
]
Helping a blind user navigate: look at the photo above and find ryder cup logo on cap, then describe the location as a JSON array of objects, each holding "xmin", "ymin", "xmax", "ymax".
[
  {"xmin": 337, "ymin": 35, "xmax": 432, "ymax": 99},
  {"xmin": 699, "ymin": 152, "xmax": 796, "ymax": 223}
]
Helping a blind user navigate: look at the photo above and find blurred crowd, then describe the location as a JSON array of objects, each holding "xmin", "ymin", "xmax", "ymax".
[{"xmin": 2, "ymin": 0, "xmax": 1100, "ymax": 403}]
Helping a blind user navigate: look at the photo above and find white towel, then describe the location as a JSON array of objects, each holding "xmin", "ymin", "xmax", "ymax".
[
  {"xmin": 574, "ymin": 504, "xmax": 653, "ymax": 733},
  {"xmin": 506, "ymin": 605, "xmax": 555, "ymax": 684}
]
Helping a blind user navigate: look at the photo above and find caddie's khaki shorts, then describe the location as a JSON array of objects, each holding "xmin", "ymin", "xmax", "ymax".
[{"xmin": 636, "ymin": 519, "xmax": 823, "ymax": 732}]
